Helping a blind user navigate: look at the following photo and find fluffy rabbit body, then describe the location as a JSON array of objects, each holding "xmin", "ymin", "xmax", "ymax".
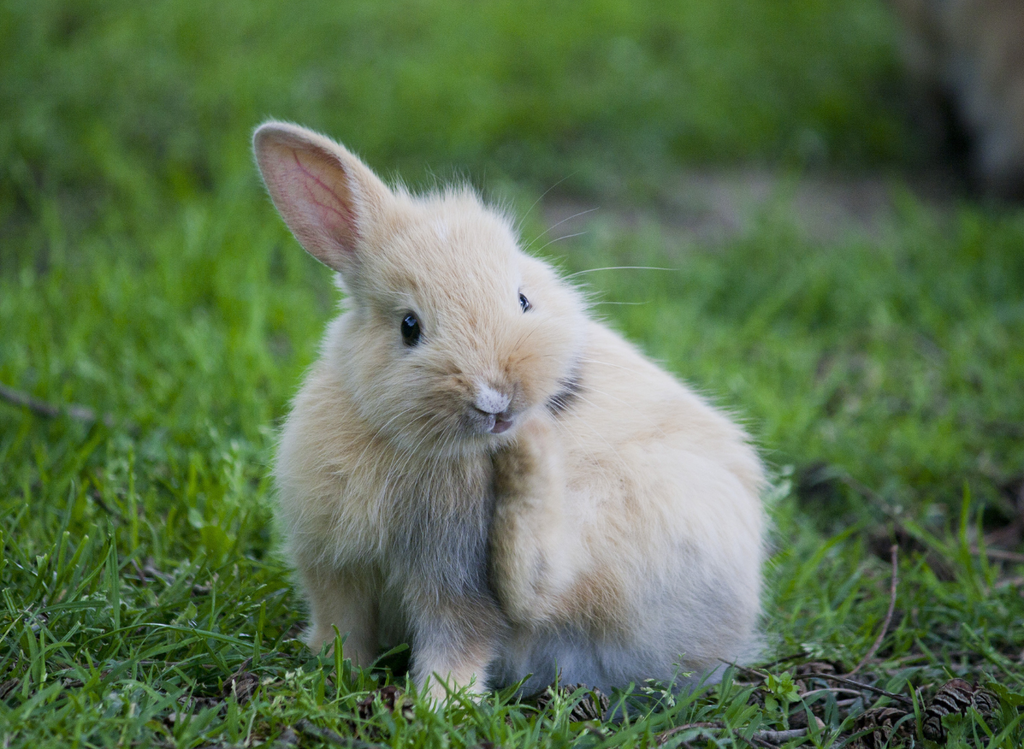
[{"xmin": 254, "ymin": 122, "xmax": 765, "ymax": 698}]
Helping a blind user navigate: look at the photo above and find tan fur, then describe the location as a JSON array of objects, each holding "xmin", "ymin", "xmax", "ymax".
[
  {"xmin": 254, "ymin": 121, "xmax": 766, "ymax": 698},
  {"xmin": 892, "ymin": 0, "xmax": 1024, "ymax": 195}
]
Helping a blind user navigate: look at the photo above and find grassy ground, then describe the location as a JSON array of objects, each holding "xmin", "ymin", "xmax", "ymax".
[{"xmin": 2, "ymin": 1, "xmax": 1023, "ymax": 747}]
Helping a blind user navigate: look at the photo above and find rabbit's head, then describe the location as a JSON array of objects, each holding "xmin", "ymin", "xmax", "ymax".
[{"xmin": 254, "ymin": 122, "xmax": 588, "ymax": 457}]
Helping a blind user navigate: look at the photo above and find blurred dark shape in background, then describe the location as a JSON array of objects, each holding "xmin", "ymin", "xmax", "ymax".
[{"xmin": 891, "ymin": 0, "xmax": 1024, "ymax": 199}]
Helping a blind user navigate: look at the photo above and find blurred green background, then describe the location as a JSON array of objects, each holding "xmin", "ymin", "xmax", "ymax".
[
  {"xmin": 2, "ymin": 1, "xmax": 1024, "ymax": 745},
  {"xmin": 3, "ymin": 0, "xmax": 1020, "ymax": 521},
  {"xmin": 3, "ymin": 0, "xmax": 903, "ymax": 205}
]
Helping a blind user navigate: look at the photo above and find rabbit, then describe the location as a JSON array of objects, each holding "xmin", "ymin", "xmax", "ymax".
[{"xmin": 253, "ymin": 121, "xmax": 766, "ymax": 700}]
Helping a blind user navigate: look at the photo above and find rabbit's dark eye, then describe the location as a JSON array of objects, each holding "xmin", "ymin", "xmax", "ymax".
[
  {"xmin": 519, "ymin": 293, "xmax": 531, "ymax": 312},
  {"xmin": 401, "ymin": 313, "xmax": 421, "ymax": 346}
]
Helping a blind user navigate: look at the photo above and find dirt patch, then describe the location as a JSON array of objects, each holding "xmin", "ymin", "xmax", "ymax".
[{"xmin": 542, "ymin": 168, "xmax": 955, "ymax": 247}]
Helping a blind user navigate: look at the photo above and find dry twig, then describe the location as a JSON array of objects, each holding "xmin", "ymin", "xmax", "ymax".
[
  {"xmin": 799, "ymin": 687, "xmax": 864, "ymax": 699},
  {"xmin": 970, "ymin": 546, "xmax": 1024, "ymax": 564},
  {"xmin": 849, "ymin": 544, "xmax": 899, "ymax": 675},
  {"xmin": 753, "ymin": 728, "xmax": 808, "ymax": 744},
  {"xmin": 656, "ymin": 722, "xmax": 722, "ymax": 744},
  {"xmin": 657, "ymin": 723, "xmax": 807, "ymax": 748},
  {"xmin": 802, "ymin": 673, "xmax": 913, "ymax": 707},
  {"xmin": 0, "ymin": 382, "xmax": 115, "ymax": 427}
]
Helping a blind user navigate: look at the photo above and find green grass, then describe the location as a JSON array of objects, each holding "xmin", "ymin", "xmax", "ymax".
[
  {"xmin": 2, "ymin": 0, "xmax": 902, "ymax": 213},
  {"xmin": 3, "ymin": 1, "xmax": 1024, "ymax": 746}
]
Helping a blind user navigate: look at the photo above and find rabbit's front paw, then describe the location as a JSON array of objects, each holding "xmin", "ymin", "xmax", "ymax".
[{"xmin": 492, "ymin": 417, "xmax": 560, "ymax": 507}]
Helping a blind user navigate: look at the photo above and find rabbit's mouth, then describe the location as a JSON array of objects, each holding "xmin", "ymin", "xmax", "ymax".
[
  {"xmin": 469, "ymin": 382, "xmax": 519, "ymax": 436},
  {"xmin": 490, "ymin": 414, "xmax": 514, "ymax": 434},
  {"xmin": 471, "ymin": 408, "xmax": 515, "ymax": 435}
]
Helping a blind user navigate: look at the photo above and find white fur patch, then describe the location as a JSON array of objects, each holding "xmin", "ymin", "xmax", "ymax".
[
  {"xmin": 474, "ymin": 385, "xmax": 511, "ymax": 414},
  {"xmin": 433, "ymin": 220, "xmax": 450, "ymax": 242}
]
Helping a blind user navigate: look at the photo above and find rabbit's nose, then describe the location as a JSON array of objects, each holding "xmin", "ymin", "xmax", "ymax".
[{"xmin": 473, "ymin": 385, "xmax": 511, "ymax": 415}]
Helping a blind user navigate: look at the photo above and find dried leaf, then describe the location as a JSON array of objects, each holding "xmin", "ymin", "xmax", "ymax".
[
  {"xmin": 357, "ymin": 684, "xmax": 414, "ymax": 722},
  {"xmin": 0, "ymin": 679, "xmax": 20, "ymax": 700},
  {"xmin": 227, "ymin": 671, "xmax": 260, "ymax": 705},
  {"xmin": 530, "ymin": 683, "xmax": 609, "ymax": 722},
  {"xmin": 271, "ymin": 726, "xmax": 300, "ymax": 748}
]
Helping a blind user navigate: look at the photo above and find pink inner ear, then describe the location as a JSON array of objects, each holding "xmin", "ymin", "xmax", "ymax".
[
  {"xmin": 258, "ymin": 135, "xmax": 364, "ymax": 270},
  {"xmin": 288, "ymin": 147, "xmax": 360, "ymax": 252}
]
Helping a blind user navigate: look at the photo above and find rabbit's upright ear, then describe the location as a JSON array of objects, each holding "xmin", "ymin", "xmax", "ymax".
[{"xmin": 253, "ymin": 121, "xmax": 392, "ymax": 274}]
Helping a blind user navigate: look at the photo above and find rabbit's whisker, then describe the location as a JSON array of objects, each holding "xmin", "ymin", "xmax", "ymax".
[
  {"xmin": 532, "ymin": 231, "xmax": 588, "ymax": 255},
  {"xmin": 517, "ymin": 173, "xmax": 581, "ymax": 228},
  {"xmin": 524, "ymin": 208, "xmax": 599, "ymax": 252},
  {"xmin": 565, "ymin": 266, "xmax": 676, "ymax": 278}
]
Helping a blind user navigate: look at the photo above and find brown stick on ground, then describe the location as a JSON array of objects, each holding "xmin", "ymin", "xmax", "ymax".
[
  {"xmin": 849, "ymin": 544, "xmax": 899, "ymax": 675},
  {"xmin": 805, "ymin": 673, "xmax": 913, "ymax": 707},
  {"xmin": 0, "ymin": 382, "xmax": 114, "ymax": 427},
  {"xmin": 753, "ymin": 728, "xmax": 808, "ymax": 744},
  {"xmin": 656, "ymin": 723, "xmax": 807, "ymax": 748},
  {"xmin": 970, "ymin": 546, "xmax": 1024, "ymax": 564},
  {"xmin": 655, "ymin": 722, "xmax": 722, "ymax": 745}
]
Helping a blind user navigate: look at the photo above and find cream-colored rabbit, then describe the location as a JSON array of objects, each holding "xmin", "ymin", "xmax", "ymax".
[{"xmin": 254, "ymin": 122, "xmax": 765, "ymax": 699}]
